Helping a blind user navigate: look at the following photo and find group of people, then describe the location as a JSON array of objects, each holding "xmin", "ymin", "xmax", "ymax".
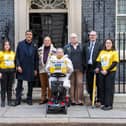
[{"xmin": 0, "ymin": 30, "xmax": 119, "ymax": 111}]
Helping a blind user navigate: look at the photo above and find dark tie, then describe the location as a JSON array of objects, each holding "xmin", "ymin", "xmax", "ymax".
[{"xmin": 88, "ymin": 43, "xmax": 94, "ymax": 60}]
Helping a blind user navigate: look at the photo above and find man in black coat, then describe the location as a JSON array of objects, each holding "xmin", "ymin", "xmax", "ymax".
[
  {"xmin": 15, "ymin": 30, "xmax": 38, "ymax": 106},
  {"xmin": 83, "ymin": 31, "xmax": 102, "ymax": 105}
]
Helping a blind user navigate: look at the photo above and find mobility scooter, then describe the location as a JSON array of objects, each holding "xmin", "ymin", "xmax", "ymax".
[{"xmin": 46, "ymin": 61, "xmax": 70, "ymax": 114}]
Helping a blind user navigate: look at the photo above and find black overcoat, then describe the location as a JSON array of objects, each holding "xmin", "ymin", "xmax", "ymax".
[{"xmin": 16, "ymin": 40, "xmax": 38, "ymax": 81}]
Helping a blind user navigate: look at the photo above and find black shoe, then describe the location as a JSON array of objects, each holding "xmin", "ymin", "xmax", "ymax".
[
  {"xmin": 27, "ymin": 100, "xmax": 32, "ymax": 105},
  {"xmin": 1, "ymin": 102, "xmax": 5, "ymax": 107},
  {"xmin": 71, "ymin": 102, "xmax": 76, "ymax": 105},
  {"xmin": 77, "ymin": 102, "xmax": 84, "ymax": 106},
  {"xmin": 8, "ymin": 101, "xmax": 16, "ymax": 106},
  {"xmin": 100, "ymin": 105, "xmax": 105, "ymax": 109},
  {"xmin": 14, "ymin": 101, "xmax": 21, "ymax": 106},
  {"xmin": 101, "ymin": 106, "xmax": 112, "ymax": 111}
]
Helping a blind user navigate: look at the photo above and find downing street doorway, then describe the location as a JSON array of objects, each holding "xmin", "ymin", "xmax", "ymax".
[{"xmin": 29, "ymin": 13, "xmax": 68, "ymax": 48}]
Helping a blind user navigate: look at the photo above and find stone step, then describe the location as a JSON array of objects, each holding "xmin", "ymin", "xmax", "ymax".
[
  {"xmin": 0, "ymin": 119, "xmax": 126, "ymax": 126},
  {"xmin": 114, "ymin": 94, "xmax": 126, "ymax": 103},
  {"xmin": 12, "ymin": 87, "xmax": 126, "ymax": 102}
]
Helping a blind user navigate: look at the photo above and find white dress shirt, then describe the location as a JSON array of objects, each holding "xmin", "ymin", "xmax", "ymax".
[{"xmin": 88, "ymin": 41, "xmax": 96, "ymax": 64}]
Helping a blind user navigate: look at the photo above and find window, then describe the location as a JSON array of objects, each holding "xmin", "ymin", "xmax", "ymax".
[
  {"xmin": 30, "ymin": 0, "xmax": 68, "ymax": 9},
  {"xmin": 116, "ymin": 0, "xmax": 126, "ymax": 53},
  {"xmin": 117, "ymin": 17, "xmax": 126, "ymax": 32},
  {"xmin": 118, "ymin": 0, "xmax": 126, "ymax": 14}
]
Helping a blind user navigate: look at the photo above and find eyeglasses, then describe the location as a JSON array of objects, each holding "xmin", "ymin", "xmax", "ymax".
[{"xmin": 89, "ymin": 34, "xmax": 96, "ymax": 36}]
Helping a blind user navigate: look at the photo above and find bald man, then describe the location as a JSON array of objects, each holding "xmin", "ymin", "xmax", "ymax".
[{"xmin": 64, "ymin": 33, "xmax": 84, "ymax": 105}]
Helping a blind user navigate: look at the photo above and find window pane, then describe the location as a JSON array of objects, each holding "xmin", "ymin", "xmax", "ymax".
[
  {"xmin": 116, "ymin": 33, "xmax": 126, "ymax": 50},
  {"xmin": 118, "ymin": 0, "xmax": 126, "ymax": 14},
  {"xmin": 117, "ymin": 17, "xmax": 126, "ymax": 32}
]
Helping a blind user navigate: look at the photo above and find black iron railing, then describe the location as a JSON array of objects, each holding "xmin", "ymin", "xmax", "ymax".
[{"xmin": 115, "ymin": 32, "xmax": 126, "ymax": 93}]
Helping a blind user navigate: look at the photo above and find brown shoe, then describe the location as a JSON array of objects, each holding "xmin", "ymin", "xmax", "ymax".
[
  {"xmin": 95, "ymin": 102, "xmax": 101, "ymax": 108},
  {"xmin": 39, "ymin": 99, "xmax": 48, "ymax": 104},
  {"xmin": 76, "ymin": 101, "xmax": 84, "ymax": 106},
  {"xmin": 86, "ymin": 101, "xmax": 92, "ymax": 106}
]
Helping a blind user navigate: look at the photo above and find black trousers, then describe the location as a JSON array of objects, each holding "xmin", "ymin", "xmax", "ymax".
[
  {"xmin": 99, "ymin": 72, "xmax": 116, "ymax": 106},
  {"xmin": 1, "ymin": 71, "xmax": 14, "ymax": 102},
  {"xmin": 16, "ymin": 80, "xmax": 33, "ymax": 102},
  {"xmin": 86, "ymin": 65, "xmax": 101, "ymax": 102}
]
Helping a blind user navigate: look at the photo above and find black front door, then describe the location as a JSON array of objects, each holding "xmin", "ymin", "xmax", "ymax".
[{"xmin": 29, "ymin": 13, "xmax": 68, "ymax": 48}]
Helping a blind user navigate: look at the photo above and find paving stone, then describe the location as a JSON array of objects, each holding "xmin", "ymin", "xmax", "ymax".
[
  {"xmin": 3, "ymin": 105, "xmax": 46, "ymax": 118},
  {"xmin": 88, "ymin": 107, "xmax": 126, "ymax": 119},
  {"xmin": 68, "ymin": 110, "xmax": 89, "ymax": 118},
  {"xmin": 0, "ymin": 107, "xmax": 9, "ymax": 117},
  {"xmin": 69, "ymin": 106, "xmax": 87, "ymax": 111},
  {"xmin": 68, "ymin": 106, "xmax": 89, "ymax": 118}
]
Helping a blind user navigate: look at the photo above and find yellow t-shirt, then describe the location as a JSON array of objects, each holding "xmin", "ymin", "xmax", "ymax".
[
  {"xmin": 96, "ymin": 50, "xmax": 119, "ymax": 71},
  {"xmin": 0, "ymin": 51, "xmax": 15, "ymax": 69}
]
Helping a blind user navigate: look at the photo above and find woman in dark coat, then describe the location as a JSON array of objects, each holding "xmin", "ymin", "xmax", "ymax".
[{"xmin": 15, "ymin": 30, "xmax": 38, "ymax": 106}]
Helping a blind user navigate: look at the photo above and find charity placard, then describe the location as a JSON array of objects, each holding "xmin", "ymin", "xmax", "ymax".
[{"xmin": 50, "ymin": 60, "xmax": 67, "ymax": 74}]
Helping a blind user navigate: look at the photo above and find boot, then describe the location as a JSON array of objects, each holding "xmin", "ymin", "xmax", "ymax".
[
  {"xmin": 8, "ymin": 100, "xmax": 15, "ymax": 106},
  {"xmin": 39, "ymin": 97, "xmax": 48, "ymax": 104},
  {"xmin": 14, "ymin": 100, "xmax": 21, "ymax": 106},
  {"xmin": 1, "ymin": 101, "xmax": 5, "ymax": 107},
  {"xmin": 26, "ymin": 100, "xmax": 32, "ymax": 105},
  {"xmin": 40, "ymin": 84, "xmax": 47, "ymax": 104}
]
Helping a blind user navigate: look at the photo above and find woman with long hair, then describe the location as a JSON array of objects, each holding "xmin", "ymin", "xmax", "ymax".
[
  {"xmin": 95, "ymin": 39, "xmax": 119, "ymax": 110},
  {"xmin": 38, "ymin": 36, "xmax": 56, "ymax": 104},
  {"xmin": 0, "ymin": 40, "xmax": 15, "ymax": 107}
]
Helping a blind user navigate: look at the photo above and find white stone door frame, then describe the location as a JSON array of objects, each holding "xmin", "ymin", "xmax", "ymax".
[{"xmin": 14, "ymin": 0, "xmax": 82, "ymax": 49}]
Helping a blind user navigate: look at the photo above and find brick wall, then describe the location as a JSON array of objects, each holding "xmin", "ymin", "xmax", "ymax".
[
  {"xmin": 0, "ymin": 0, "xmax": 14, "ymax": 49},
  {"xmin": 82, "ymin": 0, "xmax": 116, "ymax": 43},
  {"xmin": 0, "ymin": 0, "xmax": 116, "ymax": 48}
]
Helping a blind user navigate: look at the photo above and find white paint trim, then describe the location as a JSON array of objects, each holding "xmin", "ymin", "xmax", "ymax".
[
  {"xmin": 27, "ymin": 0, "xmax": 30, "ymax": 31},
  {"xmin": 117, "ymin": 14, "xmax": 126, "ymax": 16},
  {"xmin": 14, "ymin": 0, "xmax": 19, "ymax": 50},
  {"xmin": 14, "ymin": 0, "xmax": 28, "ymax": 48},
  {"xmin": 29, "ymin": 9, "xmax": 68, "ymax": 13},
  {"xmin": 68, "ymin": 0, "xmax": 82, "ymax": 42}
]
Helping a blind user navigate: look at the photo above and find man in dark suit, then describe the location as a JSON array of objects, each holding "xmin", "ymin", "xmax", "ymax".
[
  {"xmin": 15, "ymin": 30, "xmax": 38, "ymax": 106},
  {"xmin": 83, "ymin": 31, "xmax": 102, "ymax": 105}
]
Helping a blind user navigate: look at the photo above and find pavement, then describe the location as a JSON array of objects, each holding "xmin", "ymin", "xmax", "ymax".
[{"xmin": 0, "ymin": 87, "xmax": 126, "ymax": 125}]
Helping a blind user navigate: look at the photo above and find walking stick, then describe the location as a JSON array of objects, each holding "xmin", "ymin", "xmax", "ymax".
[{"xmin": 92, "ymin": 73, "xmax": 96, "ymax": 108}]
